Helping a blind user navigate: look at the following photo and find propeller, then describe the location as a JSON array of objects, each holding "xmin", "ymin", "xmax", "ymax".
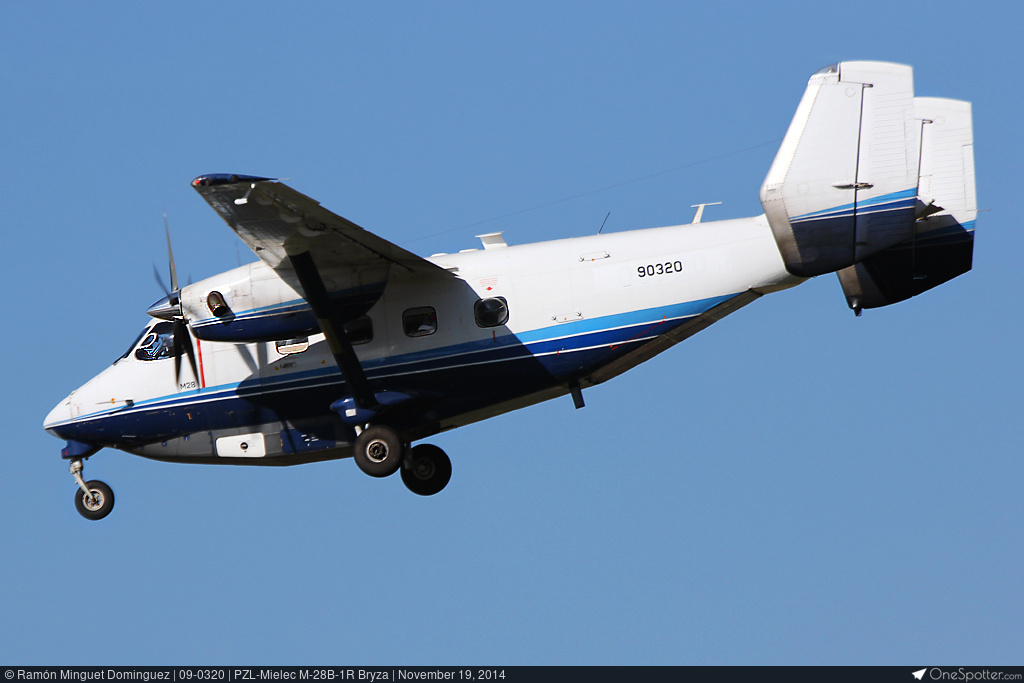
[
  {"xmin": 172, "ymin": 318, "xmax": 198, "ymax": 386},
  {"xmin": 147, "ymin": 215, "xmax": 199, "ymax": 386}
]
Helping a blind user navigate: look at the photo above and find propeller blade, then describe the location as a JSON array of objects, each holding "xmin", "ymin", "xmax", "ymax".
[
  {"xmin": 158, "ymin": 214, "xmax": 196, "ymax": 388},
  {"xmin": 153, "ymin": 264, "xmax": 170, "ymax": 296},
  {"xmin": 183, "ymin": 328, "xmax": 199, "ymax": 384},
  {"xmin": 173, "ymin": 347, "xmax": 181, "ymax": 384},
  {"xmin": 164, "ymin": 213, "xmax": 179, "ymax": 293},
  {"xmin": 151, "ymin": 215, "xmax": 184, "ymax": 322},
  {"xmin": 172, "ymin": 319, "xmax": 184, "ymax": 383},
  {"xmin": 172, "ymin": 319, "xmax": 199, "ymax": 387}
]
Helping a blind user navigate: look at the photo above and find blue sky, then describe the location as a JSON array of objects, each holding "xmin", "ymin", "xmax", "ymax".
[{"xmin": 3, "ymin": 1, "xmax": 1021, "ymax": 665}]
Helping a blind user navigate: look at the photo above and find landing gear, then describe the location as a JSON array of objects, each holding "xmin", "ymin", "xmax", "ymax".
[
  {"xmin": 353, "ymin": 425, "xmax": 405, "ymax": 477},
  {"xmin": 69, "ymin": 459, "xmax": 114, "ymax": 521},
  {"xmin": 401, "ymin": 444, "xmax": 452, "ymax": 496},
  {"xmin": 351, "ymin": 426, "xmax": 451, "ymax": 494}
]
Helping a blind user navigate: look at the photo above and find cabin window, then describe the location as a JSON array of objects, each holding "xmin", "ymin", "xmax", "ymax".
[
  {"xmin": 275, "ymin": 316, "xmax": 373, "ymax": 356},
  {"xmin": 276, "ymin": 338, "xmax": 309, "ymax": 355},
  {"xmin": 403, "ymin": 307, "xmax": 437, "ymax": 337},
  {"xmin": 344, "ymin": 315, "xmax": 374, "ymax": 345},
  {"xmin": 474, "ymin": 297, "xmax": 509, "ymax": 328},
  {"xmin": 134, "ymin": 322, "xmax": 175, "ymax": 361}
]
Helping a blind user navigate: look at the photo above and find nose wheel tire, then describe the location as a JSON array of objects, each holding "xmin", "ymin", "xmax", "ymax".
[
  {"xmin": 353, "ymin": 425, "xmax": 405, "ymax": 477},
  {"xmin": 401, "ymin": 444, "xmax": 452, "ymax": 496},
  {"xmin": 74, "ymin": 480, "xmax": 115, "ymax": 521}
]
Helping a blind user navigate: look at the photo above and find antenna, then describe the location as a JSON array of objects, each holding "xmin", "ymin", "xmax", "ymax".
[
  {"xmin": 598, "ymin": 212, "xmax": 610, "ymax": 234},
  {"xmin": 690, "ymin": 202, "xmax": 721, "ymax": 224}
]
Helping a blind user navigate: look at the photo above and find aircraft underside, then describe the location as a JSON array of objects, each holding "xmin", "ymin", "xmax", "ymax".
[{"xmin": 51, "ymin": 296, "xmax": 734, "ymax": 465}]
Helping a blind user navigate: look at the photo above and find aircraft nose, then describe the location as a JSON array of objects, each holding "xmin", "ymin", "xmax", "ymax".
[{"xmin": 43, "ymin": 393, "xmax": 73, "ymax": 434}]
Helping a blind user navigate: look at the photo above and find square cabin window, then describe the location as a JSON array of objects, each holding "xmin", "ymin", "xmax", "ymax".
[
  {"xmin": 403, "ymin": 307, "xmax": 437, "ymax": 337},
  {"xmin": 343, "ymin": 315, "xmax": 373, "ymax": 345}
]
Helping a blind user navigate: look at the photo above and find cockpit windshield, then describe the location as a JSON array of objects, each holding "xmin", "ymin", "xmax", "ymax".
[
  {"xmin": 116, "ymin": 326, "xmax": 151, "ymax": 364},
  {"xmin": 116, "ymin": 322, "xmax": 176, "ymax": 364},
  {"xmin": 134, "ymin": 322, "xmax": 176, "ymax": 361}
]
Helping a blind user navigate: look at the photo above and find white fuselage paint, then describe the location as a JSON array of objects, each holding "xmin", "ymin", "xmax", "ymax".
[{"xmin": 44, "ymin": 213, "xmax": 801, "ymax": 457}]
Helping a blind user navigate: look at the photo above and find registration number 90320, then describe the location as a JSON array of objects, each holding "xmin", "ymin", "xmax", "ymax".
[{"xmin": 637, "ymin": 261, "xmax": 683, "ymax": 278}]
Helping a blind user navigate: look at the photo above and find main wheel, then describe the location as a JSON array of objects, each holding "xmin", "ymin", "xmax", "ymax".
[
  {"xmin": 353, "ymin": 425, "xmax": 405, "ymax": 477},
  {"xmin": 74, "ymin": 480, "xmax": 114, "ymax": 521},
  {"xmin": 401, "ymin": 444, "xmax": 452, "ymax": 496}
]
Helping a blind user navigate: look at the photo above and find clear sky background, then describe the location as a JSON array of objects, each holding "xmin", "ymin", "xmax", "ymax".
[{"xmin": 2, "ymin": 1, "xmax": 1021, "ymax": 666}]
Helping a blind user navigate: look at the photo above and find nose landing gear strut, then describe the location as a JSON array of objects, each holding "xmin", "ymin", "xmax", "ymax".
[{"xmin": 69, "ymin": 459, "xmax": 115, "ymax": 521}]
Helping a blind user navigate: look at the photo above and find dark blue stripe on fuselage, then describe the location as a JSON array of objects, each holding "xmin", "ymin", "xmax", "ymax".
[
  {"xmin": 192, "ymin": 306, "xmax": 320, "ymax": 342},
  {"xmin": 50, "ymin": 295, "xmax": 737, "ymax": 448}
]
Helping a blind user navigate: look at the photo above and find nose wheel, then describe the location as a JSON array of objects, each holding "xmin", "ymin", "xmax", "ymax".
[{"xmin": 69, "ymin": 459, "xmax": 115, "ymax": 521}]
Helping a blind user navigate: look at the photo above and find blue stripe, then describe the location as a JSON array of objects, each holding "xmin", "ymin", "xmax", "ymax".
[
  {"xmin": 515, "ymin": 294, "xmax": 734, "ymax": 343},
  {"xmin": 790, "ymin": 188, "xmax": 917, "ymax": 222},
  {"xmin": 51, "ymin": 336, "xmax": 664, "ymax": 449},
  {"xmin": 50, "ymin": 293, "xmax": 742, "ymax": 432},
  {"xmin": 192, "ymin": 298, "xmax": 311, "ymax": 328}
]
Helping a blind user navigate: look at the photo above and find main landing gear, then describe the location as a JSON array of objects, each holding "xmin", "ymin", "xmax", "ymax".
[
  {"xmin": 69, "ymin": 459, "xmax": 115, "ymax": 521},
  {"xmin": 401, "ymin": 444, "xmax": 452, "ymax": 496},
  {"xmin": 353, "ymin": 425, "xmax": 406, "ymax": 477},
  {"xmin": 352, "ymin": 424, "xmax": 452, "ymax": 496}
]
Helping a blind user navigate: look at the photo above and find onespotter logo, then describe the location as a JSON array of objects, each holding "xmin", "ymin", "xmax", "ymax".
[{"xmin": 913, "ymin": 669, "xmax": 1022, "ymax": 681}]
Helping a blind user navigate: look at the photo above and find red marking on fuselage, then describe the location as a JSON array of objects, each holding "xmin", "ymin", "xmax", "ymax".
[
  {"xmin": 196, "ymin": 338, "xmax": 206, "ymax": 388},
  {"xmin": 609, "ymin": 317, "xmax": 667, "ymax": 350}
]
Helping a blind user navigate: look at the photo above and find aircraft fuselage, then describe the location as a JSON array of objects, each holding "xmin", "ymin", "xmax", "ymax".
[
  {"xmin": 44, "ymin": 214, "xmax": 798, "ymax": 465},
  {"xmin": 47, "ymin": 62, "xmax": 975, "ymax": 517}
]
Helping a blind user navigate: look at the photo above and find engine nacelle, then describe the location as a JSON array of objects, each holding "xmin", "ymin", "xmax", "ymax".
[
  {"xmin": 181, "ymin": 259, "xmax": 388, "ymax": 343},
  {"xmin": 178, "ymin": 262, "xmax": 319, "ymax": 343}
]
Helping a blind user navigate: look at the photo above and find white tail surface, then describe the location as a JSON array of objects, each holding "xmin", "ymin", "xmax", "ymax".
[
  {"xmin": 761, "ymin": 61, "xmax": 921, "ymax": 277},
  {"xmin": 914, "ymin": 97, "xmax": 976, "ymax": 228},
  {"xmin": 836, "ymin": 95, "xmax": 976, "ymax": 311}
]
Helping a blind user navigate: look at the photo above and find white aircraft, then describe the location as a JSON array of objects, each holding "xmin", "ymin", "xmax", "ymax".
[{"xmin": 44, "ymin": 61, "xmax": 976, "ymax": 519}]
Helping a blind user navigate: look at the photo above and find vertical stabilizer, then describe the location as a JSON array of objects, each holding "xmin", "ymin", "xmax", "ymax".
[
  {"xmin": 761, "ymin": 61, "xmax": 920, "ymax": 277},
  {"xmin": 836, "ymin": 97, "xmax": 975, "ymax": 311}
]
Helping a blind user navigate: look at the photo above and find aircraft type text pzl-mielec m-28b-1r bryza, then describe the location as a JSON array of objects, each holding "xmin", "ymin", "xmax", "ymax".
[{"xmin": 44, "ymin": 61, "xmax": 976, "ymax": 520}]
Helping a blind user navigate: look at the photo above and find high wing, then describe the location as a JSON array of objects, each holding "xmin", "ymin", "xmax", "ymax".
[
  {"xmin": 192, "ymin": 174, "xmax": 453, "ymax": 408},
  {"xmin": 191, "ymin": 174, "xmax": 451, "ymax": 278}
]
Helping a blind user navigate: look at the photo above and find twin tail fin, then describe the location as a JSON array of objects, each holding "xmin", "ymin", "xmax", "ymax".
[{"xmin": 760, "ymin": 61, "xmax": 975, "ymax": 311}]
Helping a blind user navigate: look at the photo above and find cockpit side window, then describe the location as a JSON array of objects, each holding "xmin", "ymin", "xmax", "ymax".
[
  {"xmin": 116, "ymin": 327, "xmax": 150, "ymax": 363},
  {"xmin": 134, "ymin": 322, "xmax": 176, "ymax": 361}
]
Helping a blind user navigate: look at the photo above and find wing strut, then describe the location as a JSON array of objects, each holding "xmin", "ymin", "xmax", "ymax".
[{"xmin": 288, "ymin": 251, "xmax": 376, "ymax": 409}]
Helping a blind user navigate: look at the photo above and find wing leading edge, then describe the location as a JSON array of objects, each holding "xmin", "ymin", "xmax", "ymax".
[{"xmin": 191, "ymin": 174, "xmax": 452, "ymax": 279}]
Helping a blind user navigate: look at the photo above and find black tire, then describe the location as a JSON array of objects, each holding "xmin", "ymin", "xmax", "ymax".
[
  {"xmin": 74, "ymin": 480, "xmax": 115, "ymax": 521},
  {"xmin": 353, "ymin": 425, "xmax": 405, "ymax": 477},
  {"xmin": 401, "ymin": 444, "xmax": 452, "ymax": 496}
]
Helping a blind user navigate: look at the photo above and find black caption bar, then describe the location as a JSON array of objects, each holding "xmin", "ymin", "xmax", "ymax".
[{"xmin": 3, "ymin": 667, "xmax": 1024, "ymax": 683}]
